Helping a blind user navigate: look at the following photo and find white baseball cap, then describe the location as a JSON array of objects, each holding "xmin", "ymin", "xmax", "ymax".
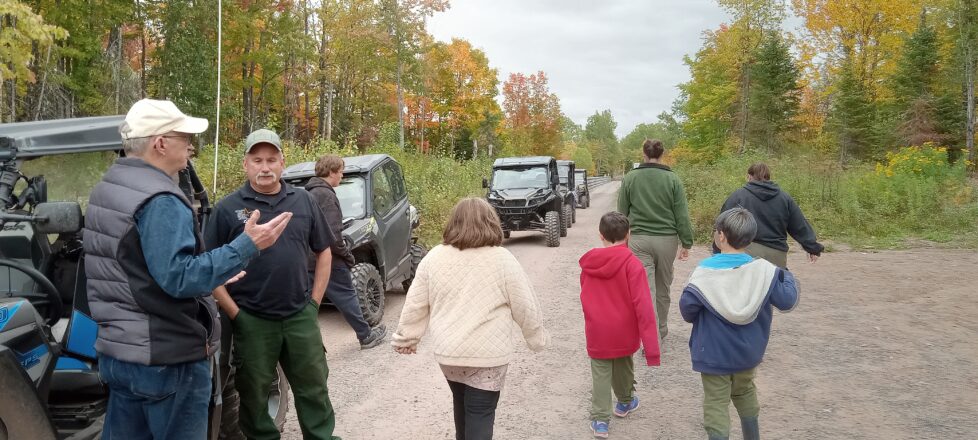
[{"xmin": 120, "ymin": 99, "xmax": 209, "ymax": 139}]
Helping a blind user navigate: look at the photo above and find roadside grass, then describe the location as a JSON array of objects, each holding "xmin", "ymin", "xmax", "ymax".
[{"xmin": 673, "ymin": 147, "xmax": 978, "ymax": 250}]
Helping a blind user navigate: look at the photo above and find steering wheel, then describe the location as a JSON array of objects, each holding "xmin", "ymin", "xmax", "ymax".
[{"xmin": 0, "ymin": 258, "xmax": 63, "ymax": 326}]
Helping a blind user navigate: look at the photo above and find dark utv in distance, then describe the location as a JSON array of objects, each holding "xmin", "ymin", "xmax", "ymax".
[
  {"xmin": 282, "ymin": 154, "xmax": 424, "ymax": 326},
  {"xmin": 575, "ymin": 168, "xmax": 590, "ymax": 208},
  {"xmin": 556, "ymin": 160, "xmax": 577, "ymax": 226},
  {"xmin": 483, "ymin": 156, "xmax": 567, "ymax": 247}
]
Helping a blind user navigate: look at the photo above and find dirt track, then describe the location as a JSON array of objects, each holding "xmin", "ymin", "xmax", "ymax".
[{"xmin": 283, "ymin": 181, "xmax": 978, "ymax": 439}]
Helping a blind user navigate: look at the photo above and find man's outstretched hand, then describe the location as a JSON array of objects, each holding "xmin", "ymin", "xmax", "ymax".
[{"xmin": 245, "ymin": 210, "xmax": 292, "ymax": 250}]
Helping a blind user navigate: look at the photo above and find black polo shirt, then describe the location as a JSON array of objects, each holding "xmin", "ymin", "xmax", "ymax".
[{"xmin": 205, "ymin": 180, "xmax": 333, "ymax": 318}]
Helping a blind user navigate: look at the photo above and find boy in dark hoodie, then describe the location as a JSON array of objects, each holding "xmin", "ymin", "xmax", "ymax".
[
  {"xmin": 680, "ymin": 208, "xmax": 799, "ymax": 440},
  {"xmin": 579, "ymin": 212, "xmax": 661, "ymax": 439}
]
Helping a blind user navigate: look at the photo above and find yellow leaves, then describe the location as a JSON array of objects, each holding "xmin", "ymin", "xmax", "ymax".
[
  {"xmin": 792, "ymin": 0, "xmax": 924, "ymax": 114},
  {"xmin": 875, "ymin": 144, "xmax": 958, "ymax": 179},
  {"xmin": 0, "ymin": 1, "xmax": 68, "ymax": 81}
]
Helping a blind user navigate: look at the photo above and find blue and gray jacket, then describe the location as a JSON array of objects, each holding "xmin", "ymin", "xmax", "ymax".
[{"xmin": 679, "ymin": 253, "xmax": 799, "ymax": 375}]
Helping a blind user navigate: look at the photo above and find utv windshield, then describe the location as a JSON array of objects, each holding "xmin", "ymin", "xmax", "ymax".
[
  {"xmin": 491, "ymin": 167, "xmax": 549, "ymax": 190},
  {"xmin": 558, "ymin": 165, "xmax": 570, "ymax": 184},
  {"xmin": 575, "ymin": 170, "xmax": 585, "ymax": 181},
  {"xmin": 337, "ymin": 176, "xmax": 367, "ymax": 220}
]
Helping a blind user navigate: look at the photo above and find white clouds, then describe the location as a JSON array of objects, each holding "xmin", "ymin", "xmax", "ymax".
[{"xmin": 428, "ymin": 0, "xmax": 730, "ymax": 136}]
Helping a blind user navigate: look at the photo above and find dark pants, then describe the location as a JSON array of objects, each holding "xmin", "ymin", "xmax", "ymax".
[
  {"xmin": 99, "ymin": 354, "xmax": 211, "ymax": 440},
  {"xmin": 324, "ymin": 263, "xmax": 372, "ymax": 341},
  {"xmin": 233, "ymin": 301, "xmax": 340, "ymax": 440},
  {"xmin": 448, "ymin": 380, "xmax": 500, "ymax": 440}
]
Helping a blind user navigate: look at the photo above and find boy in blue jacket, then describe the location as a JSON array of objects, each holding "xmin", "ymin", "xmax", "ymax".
[{"xmin": 680, "ymin": 208, "xmax": 799, "ymax": 440}]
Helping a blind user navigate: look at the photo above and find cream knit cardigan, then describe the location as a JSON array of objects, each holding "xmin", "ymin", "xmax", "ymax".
[{"xmin": 392, "ymin": 244, "xmax": 550, "ymax": 367}]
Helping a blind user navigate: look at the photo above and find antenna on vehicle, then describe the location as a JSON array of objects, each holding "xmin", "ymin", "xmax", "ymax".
[{"xmin": 212, "ymin": 0, "xmax": 223, "ymax": 195}]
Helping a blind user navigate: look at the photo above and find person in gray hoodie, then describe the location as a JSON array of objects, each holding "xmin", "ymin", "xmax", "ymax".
[
  {"xmin": 718, "ymin": 163, "xmax": 823, "ymax": 268},
  {"xmin": 306, "ymin": 154, "xmax": 387, "ymax": 349}
]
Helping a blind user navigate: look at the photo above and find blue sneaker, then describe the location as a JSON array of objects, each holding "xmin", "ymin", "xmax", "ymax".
[
  {"xmin": 614, "ymin": 396, "xmax": 639, "ymax": 418},
  {"xmin": 590, "ymin": 420, "xmax": 609, "ymax": 438}
]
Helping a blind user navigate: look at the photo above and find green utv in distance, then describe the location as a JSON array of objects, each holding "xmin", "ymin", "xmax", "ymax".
[
  {"xmin": 482, "ymin": 156, "xmax": 570, "ymax": 247},
  {"xmin": 282, "ymin": 154, "xmax": 426, "ymax": 327},
  {"xmin": 0, "ymin": 116, "xmax": 288, "ymax": 440}
]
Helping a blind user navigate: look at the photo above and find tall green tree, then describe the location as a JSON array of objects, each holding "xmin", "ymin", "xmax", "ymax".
[
  {"xmin": 678, "ymin": 25, "xmax": 739, "ymax": 161},
  {"xmin": 717, "ymin": 0, "xmax": 785, "ymax": 152},
  {"xmin": 149, "ymin": 0, "xmax": 218, "ymax": 126},
  {"xmin": 584, "ymin": 109, "xmax": 621, "ymax": 175},
  {"xmin": 889, "ymin": 12, "xmax": 943, "ymax": 147},
  {"xmin": 749, "ymin": 31, "xmax": 801, "ymax": 151},
  {"xmin": 829, "ymin": 59, "xmax": 877, "ymax": 160}
]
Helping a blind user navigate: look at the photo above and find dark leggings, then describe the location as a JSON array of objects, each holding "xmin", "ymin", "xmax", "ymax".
[{"xmin": 448, "ymin": 380, "xmax": 501, "ymax": 440}]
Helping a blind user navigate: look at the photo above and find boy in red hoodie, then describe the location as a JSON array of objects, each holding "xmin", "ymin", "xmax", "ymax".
[{"xmin": 580, "ymin": 212, "xmax": 661, "ymax": 439}]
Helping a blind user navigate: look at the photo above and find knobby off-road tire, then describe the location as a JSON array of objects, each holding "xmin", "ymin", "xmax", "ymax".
[
  {"xmin": 545, "ymin": 211, "xmax": 560, "ymax": 247},
  {"xmin": 560, "ymin": 205, "xmax": 570, "ymax": 237},
  {"xmin": 219, "ymin": 365, "xmax": 290, "ymax": 439},
  {"xmin": 401, "ymin": 244, "xmax": 428, "ymax": 292},
  {"xmin": 583, "ymin": 194, "xmax": 590, "ymax": 209},
  {"xmin": 351, "ymin": 263, "xmax": 385, "ymax": 327},
  {"xmin": 572, "ymin": 204, "xmax": 577, "ymax": 223}
]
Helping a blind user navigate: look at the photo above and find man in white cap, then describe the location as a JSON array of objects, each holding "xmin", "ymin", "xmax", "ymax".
[
  {"xmin": 83, "ymin": 99, "xmax": 293, "ymax": 439},
  {"xmin": 206, "ymin": 128, "xmax": 341, "ymax": 439}
]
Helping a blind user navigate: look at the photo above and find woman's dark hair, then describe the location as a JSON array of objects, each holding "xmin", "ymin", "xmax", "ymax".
[
  {"xmin": 642, "ymin": 139, "xmax": 664, "ymax": 160},
  {"xmin": 747, "ymin": 163, "xmax": 771, "ymax": 181},
  {"xmin": 599, "ymin": 211, "xmax": 630, "ymax": 243}
]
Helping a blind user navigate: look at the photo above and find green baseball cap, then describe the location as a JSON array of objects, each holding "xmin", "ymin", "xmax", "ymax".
[{"xmin": 244, "ymin": 128, "xmax": 282, "ymax": 154}]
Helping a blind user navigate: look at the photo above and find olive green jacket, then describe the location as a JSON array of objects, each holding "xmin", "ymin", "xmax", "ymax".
[{"xmin": 617, "ymin": 163, "xmax": 694, "ymax": 248}]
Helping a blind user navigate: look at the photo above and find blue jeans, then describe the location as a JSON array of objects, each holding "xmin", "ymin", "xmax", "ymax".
[
  {"xmin": 324, "ymin": 263, "xmax": 372, "ymax": 341},
  {"xmin": 98, "ymin": 354, "xmax": 211, "ymax": 440}
]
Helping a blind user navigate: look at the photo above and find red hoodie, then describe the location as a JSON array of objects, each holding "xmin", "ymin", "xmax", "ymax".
[{"xmin": 579, "ymin": 243, "xmax": 660, "ymax": 366}]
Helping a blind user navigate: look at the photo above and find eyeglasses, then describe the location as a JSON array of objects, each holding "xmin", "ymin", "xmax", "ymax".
[
  {"xmin": 161, "ymin": 135, "xmax": 197, "ymax": 157},
  {"xmin": 161, "ymin": 135, "xmax": 194, "ymax": 143}
]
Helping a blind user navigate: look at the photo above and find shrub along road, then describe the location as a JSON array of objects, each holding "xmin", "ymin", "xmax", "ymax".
[{"xmin": 285, "ymin": 181, "xmax": 978, "ymax": 439}]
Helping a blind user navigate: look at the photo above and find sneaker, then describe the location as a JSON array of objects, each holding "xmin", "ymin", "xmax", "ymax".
[
  {"xmin": 614, "ymin": 396, "xmax": 639, "ymax": 418},
  {"xmin": 359, "ymin": 324, "xmax": 388, "ymax": 349},
  {"xmin": 590, "ymin": 420, "xmax": 609, "ymax": 438}
]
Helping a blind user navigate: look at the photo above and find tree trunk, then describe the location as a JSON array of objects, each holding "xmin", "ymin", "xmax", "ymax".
[
  {"xmin": 34, "ymin": 44, "xmax": 52, "ymax": 120},
  {"xmin": 397, "ymin": 55, "xmax": 405, "ymax": 150},
  {"xmin": 967, "ymin": 61, "xmax": 975, "ymax": 168}
]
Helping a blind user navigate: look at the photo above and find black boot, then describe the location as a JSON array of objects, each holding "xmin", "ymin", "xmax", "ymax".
[{"xmin": 741, "ymin": 416, "xmax": 760, "ymax": 440}]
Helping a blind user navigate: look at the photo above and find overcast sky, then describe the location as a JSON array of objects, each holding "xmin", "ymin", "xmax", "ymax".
[{"xmin": 427, "ymin": 1, "xmax": 732, "ymax": 137}]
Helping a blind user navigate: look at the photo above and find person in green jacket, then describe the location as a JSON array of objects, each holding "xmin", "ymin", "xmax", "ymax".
[{"xmin": 617, "ymin": 139, "xmax": 694, "ymax": 339}]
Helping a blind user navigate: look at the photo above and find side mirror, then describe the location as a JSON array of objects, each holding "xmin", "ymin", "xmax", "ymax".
[
  {"xmin": 34, "ymin": 202, "xmax": 83, "ymax": 234},
  {"xmin": 482, "ymin": 177, "xmax": 489, "ymax": 189}
]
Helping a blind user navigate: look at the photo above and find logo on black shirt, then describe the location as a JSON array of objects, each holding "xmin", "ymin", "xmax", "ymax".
[{"xmin": 235, "ymin": 208, "xmax": 254, "ymax": 223}]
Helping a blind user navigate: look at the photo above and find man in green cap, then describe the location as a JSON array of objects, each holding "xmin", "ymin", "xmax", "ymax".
[{"xmin": 206, "ymin": 128, "xmax": 341, "ymax": 440}]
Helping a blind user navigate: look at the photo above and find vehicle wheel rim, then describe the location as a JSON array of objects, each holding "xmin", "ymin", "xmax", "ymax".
[{"xmin": 367, "ymin": 278, "xmax": 382, "ymax": 314}]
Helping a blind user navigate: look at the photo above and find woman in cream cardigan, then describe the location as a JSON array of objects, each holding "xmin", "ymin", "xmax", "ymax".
[{"xmin": 392, "ymin": 197, "xmax": 550, "ymax": 440}]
